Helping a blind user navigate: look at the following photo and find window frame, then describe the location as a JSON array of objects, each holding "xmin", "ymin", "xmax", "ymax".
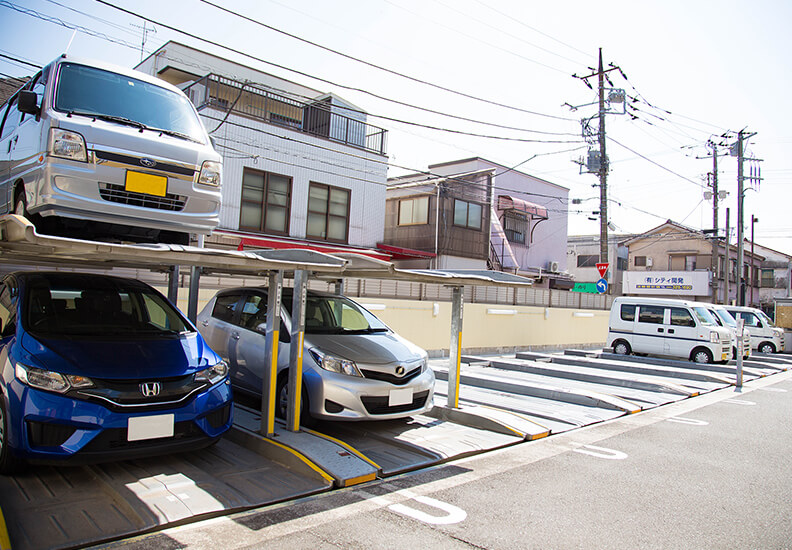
[
  {"xmin": 452, "ymin": 199, "xmax": 483, "ymax": 230},
  {"xmin": 398, "ymin": 196, "xmax": 430, "ymax": 226},
  {"xmin": 306, "ymin": 181, "xmax": 350, "ymax": 243},
  {"xmin": 239, "ymin": 168, "xmax": 292, "ymax": 235},
  {"xmin": 577, "ymin": 254, "xmax": 599, "ymax": 268}
]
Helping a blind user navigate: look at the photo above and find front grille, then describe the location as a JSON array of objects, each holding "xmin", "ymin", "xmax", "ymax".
[
  {"xmin": 99, "ymin": 182, "xmax": 187, "ymax": 211},
  {"xmin": 94, "ymin": 150, "xmax": 196, "ymax": 177},
  {"xmin": 27, "ymin": 421, "xmax": 76, "ymax": 448},
  {"xmin": 360, "ymin": 366, "xmax": 422, "ymax": 386},
  {"xmin": 80, "ymin": 420, "xmax": 203, "ymax": 453},
  {"xmin": 360, "ymin": 390, "xmax": 429, "ymax": 415},
  {"xmin": 74, "ymin": 375, "xmax": 206, "ymax": 412}
]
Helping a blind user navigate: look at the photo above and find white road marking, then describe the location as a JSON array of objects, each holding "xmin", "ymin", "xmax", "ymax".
[
  {"xmin": 724, "ymin": 399, "xmax": 756, "ymax": 406},
  {"xmin": 572, "ymin": 445, "xmax": 627, "ymax": 460},
  {"xmin": 667, "ymin": 417, "xmax": 709, "ymax": 426}
]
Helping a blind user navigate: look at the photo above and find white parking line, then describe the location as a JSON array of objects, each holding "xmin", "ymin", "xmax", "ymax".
[
  {"xmin": 724, "ymin": 399, "xmax": 756, "ymax": 406},
  {"xmin": 572, "ymin": 445, "xmax": 627, "ymax": 460},
  {"xmin": 359, "ymin": 488, "xmax": 467, "ymax": 525},
  {"xmin": 666, "ymin": 417, "xmax": 709, "ymax": 426}
]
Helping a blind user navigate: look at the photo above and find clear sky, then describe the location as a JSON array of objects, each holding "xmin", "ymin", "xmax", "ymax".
[{"xmin": 2, "ymin": 0, "xmax": 790, "ymax": 255}]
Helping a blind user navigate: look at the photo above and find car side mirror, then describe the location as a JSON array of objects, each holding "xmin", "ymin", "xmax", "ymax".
[{"xmin": 17, "ymin": 90, "xmax": 40, "ymax": 116}]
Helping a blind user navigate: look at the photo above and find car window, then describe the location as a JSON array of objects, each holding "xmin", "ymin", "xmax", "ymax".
[
  {"xmin": 620, "ymin": 304, "xmax": 636, "ymax": 321},
  {"xmin": 211, "ymin": 294, "xmax": 240, "ymax": 323},
  {"xmin": 740, "ymin": 312, "xmax": 761, "ymax": 328},
  {"xmin": 638, "ymin": 305, "xmax": 664, "ymax": 325},
  {"xmin": 0, "ymin": 283, "xmax": 16, "ymax": 338},
  {"xmin": 670, "ymin": 307, "xmax": 695, "ymax": 327},
  {"xmin": 240, "ymin": 294, "xmax": 267, "ymax": 332},
  {"xmin": 0, "ymin": 96, "xmax": 21, "ymax": 140}
]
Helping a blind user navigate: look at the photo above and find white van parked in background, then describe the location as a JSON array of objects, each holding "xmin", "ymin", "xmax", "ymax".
[
  {"xmin": 724, "ymin": 305, "xmax": 785, "ymax": 354},
  {"xmin": 607, "ymin": 297, "xmax": 732, "ymax": 364},
  {"xmin": 702, "ymin": 303, "xmax": 751, "ymax": 361},
  {"xmin": 0, "ymin": 54, "xmax": 222, "ymax": 244}
]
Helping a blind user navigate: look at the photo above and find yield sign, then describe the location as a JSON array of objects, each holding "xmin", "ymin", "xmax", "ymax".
[{"xmin": 596, "ymin": 263, "xmax": 609, "ymax": 278}]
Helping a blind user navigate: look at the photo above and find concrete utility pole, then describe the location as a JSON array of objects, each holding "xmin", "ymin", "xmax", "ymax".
[
  {"xmin": 734, "ymin": 129, "xmax": 758, "ymax": 306},
  {"xmin": 725, "ymin": 208, "xmax": 730, "ymax": 305},
  {"xmin": 597, "ymin": 49, "xmax": 608, "ymax": 266}
]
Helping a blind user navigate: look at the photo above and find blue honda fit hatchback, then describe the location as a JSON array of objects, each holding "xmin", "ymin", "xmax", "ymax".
[{"xmin": 0, "ymin": 271, "xmax": 232, "ymax": 473}]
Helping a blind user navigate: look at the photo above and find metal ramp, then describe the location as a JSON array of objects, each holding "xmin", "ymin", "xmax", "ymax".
[{"xmin": 0, "ymin": 437, "xmax": 331, "ymax": 550}]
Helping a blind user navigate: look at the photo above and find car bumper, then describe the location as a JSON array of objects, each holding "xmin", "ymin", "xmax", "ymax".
[
  {"xmin": 304, "ymin": 367, "xmax": 436, "ymax": 421},
  {"xmin": 6, "ymin": 379, "xmax": 232, "ymax": 464}
]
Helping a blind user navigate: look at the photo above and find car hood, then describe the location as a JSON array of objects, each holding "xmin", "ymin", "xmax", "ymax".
[
  {"xmin": 305, "ymin": 331, "xmax": 426, "ymax": 366},
  {"xmin": 20, "ymin": 331, "xmax": 219, "ymax": 379}
]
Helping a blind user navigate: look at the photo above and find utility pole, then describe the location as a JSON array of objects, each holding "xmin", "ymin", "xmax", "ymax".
[
  {"xmin": 570, "ymin": 49, "xmax": 624, "ymax": 272},
  {"xmin": 725, "ymin": 208, "xmax": 730, "ymax": 305},
  {"xmin": 732, "ymin": 129, "xmax": 759, "ymax": 306}
]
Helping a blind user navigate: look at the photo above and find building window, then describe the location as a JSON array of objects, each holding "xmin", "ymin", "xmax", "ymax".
[
  {"xmin": 503, "ymin": 212, "xmax": 527, "ymax": 244},
  {"xmin": 398, "ymin": 196, "xmax": 429, "ymax": 226},
  {"xmin": 307, "ymin": 182, "xmax": 350, "ymax": 242},
  {"xmin": 240, "ymin": 168, "xmax": 291, "ymax": 234},
  {"xmin": 634, "ymin": 256, "xmax": 647, "ymax": 267},
  {"xmin": 616, "ymin": 256, "xmax": 628, "ymax": 271},
  {"xmin": 453, "ymin": 199, "xmax": 482, "ymax": 230},
  {"xmin": 685, "ymin": 255, "xmax": 697, "ymax": 271},
  {"xmin": 761, "ymin": 269, "xmax": 775, "ymax": 288},
  {"xmin": 577, "ymin": 254, "xmax": 599, "ymax": 268}
]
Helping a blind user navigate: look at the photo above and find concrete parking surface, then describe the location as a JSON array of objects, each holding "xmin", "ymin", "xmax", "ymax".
[{"xmin": 91, "ymin": 363, "xmax": 792, "ymax": 550}]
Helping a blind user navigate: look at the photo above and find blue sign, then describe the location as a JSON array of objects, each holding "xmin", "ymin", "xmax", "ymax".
[{"xmin": 596, "ymin": 278, "xmax": 608, "ymax": 294}]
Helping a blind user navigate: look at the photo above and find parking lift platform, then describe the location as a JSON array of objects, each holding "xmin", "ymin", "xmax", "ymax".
[{"xmin": 0, "ymin": 436, "xmax": 332, "ymax": 550}]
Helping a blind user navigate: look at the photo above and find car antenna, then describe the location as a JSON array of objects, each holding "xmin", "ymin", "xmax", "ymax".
[{"xmin": 64, "ymin": 29, "xmax": 78, "ymax": 55}]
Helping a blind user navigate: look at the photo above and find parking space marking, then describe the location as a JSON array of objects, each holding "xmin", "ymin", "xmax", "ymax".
[
  {"xmin": 724, "ymin": 399, "xmax": 756, "ymax": 406},
  {"xmin": 359, "ymin": 488, "xmax": 466, "ymax": 525},
  {"xmin": 757, "ymin": 387, "xmax": 787, "ymax": 393},
  {"xmin": 572, "ymin": 445, "xmax": 627, "ymax": 460},
  {"xmin": 666, "ymin": 417, "xmax": 709, "ymax": 426}
]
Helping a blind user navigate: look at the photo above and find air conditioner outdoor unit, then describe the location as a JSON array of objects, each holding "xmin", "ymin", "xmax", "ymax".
[{"xmin": 549, "ymin": 261, "xmax": 560, "ymax": 272}]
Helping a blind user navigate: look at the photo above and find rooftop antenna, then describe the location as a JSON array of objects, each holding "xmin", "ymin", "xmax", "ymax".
[{"xmin": 64, "ymin": 29, "xmax": 78, "ymax": 55}]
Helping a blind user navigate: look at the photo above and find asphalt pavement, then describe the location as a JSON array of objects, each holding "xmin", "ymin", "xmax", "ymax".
[{"xmin": 93, "ymin": 366, "xmax": 792, "ymax": 550}]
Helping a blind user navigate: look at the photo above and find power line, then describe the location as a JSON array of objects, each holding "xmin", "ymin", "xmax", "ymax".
[{"xmin": 607, "ymin": 136, "xmax": 706, "ymax": 189}]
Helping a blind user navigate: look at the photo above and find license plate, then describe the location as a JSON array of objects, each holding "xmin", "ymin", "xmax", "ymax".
[
  {"xmin": 389, "ymin": 388, "xmax": 413, "ymax": 407},
  {"xmin": 125, "ymin": 170, "xmax": 167, "ymax": 197},
  {"xmin": 128, "ymin": 414, "xmax": 174, "ymax": 441}
]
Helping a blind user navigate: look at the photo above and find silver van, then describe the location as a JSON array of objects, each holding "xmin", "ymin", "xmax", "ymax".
[
  {"xmin": 0, "ymin": 55, "xmax": 222, "ymax": 244},
  {"xmin": 702, "ymin": 303, "xmax": 751, "ymax": 360},
  {"xmin": 197, "ymin": 287, "xmax": 435, "ymax": 424},
  {"xmin": 724, "ymin": 305, "xmax": 785, "ymax": 354}
]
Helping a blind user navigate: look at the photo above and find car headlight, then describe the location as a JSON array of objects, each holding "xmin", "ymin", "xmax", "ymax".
[
  {"xmin": 195, "ymin": 361, "xmax": 228, "ymax": 385},
  {"xmin": 198, "ymin": 160, "xmax": 222, "ymax": 187},
  {"xmin": 49, "ymin": 128, "xmax": 87, "ymax": 162},
  {"xmin": 309, "ymin": 349, "xmax": 362, "ymax": 377},
  {"xmin": 709, "ymin": 331, "xmax": 720, "ymax": 343},
  {"xmin": 15, "ymin": 363, "xmax": 94, "ymax": 394}
]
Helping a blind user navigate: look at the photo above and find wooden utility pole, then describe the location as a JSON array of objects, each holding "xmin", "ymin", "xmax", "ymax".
[{"xmin": 597, "ymin": 49, "xmax": 608, "ymax": 265}]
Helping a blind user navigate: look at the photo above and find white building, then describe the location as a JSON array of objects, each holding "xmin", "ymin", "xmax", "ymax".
[{"xmin": 136, "ymin": 42, "xmax": 389, "ymax": 256}]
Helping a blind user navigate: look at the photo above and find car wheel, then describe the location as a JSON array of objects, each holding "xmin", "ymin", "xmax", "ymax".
[
  {"xmin": 0, "ymin": 398, "xmax": 21, "ymax": 475},
  {"xmin": 276, "ymin": 375, "xmax": 314, "ymax": 428},
  {"xmin": 691, "ymin": 348, "xmax": 713, "ymax": 364},
  {"xmin": 14, "ymin": 189, "xmax": 27, "ymax": 219},
  {"xmin": 758, "ymin": 342, "xmax": 776, "ymax": 354},
  {"xmin": 613, "ymin": 340, "xmax": 631, "ymax": 355}
]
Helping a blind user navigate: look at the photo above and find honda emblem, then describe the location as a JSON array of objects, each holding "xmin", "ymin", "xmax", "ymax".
[{"xmin": 140, "ymin": 382, "xmax": 161, "ymax": 397}]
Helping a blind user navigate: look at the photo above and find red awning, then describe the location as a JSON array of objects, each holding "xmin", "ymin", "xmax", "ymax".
[
  {"xmin": 376, "ymin": 243, "xmax": 436, "ymax": 260},
  {"xmin": 497, "ymin": 195, "xmax": 548, "ymax": 218}
]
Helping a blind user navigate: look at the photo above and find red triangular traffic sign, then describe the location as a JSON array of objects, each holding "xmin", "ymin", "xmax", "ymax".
[{"xmin": 596, "ymin": 263, "xmax": 609, "ymax": 278}]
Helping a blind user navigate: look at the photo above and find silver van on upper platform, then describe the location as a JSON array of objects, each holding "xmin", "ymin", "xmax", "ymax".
[{"xmin": 0, "ymin": 54, "xmax": 222, "ymax": 244}]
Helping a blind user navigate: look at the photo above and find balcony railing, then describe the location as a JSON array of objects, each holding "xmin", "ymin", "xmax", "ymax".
[{"xmin": 184, "ymin": 74, "xmax": 387, "ymax": 155}]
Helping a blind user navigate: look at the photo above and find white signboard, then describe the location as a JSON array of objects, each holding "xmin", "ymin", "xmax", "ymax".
[{"xmin": 623, "ymin": 270, "xmax": 711, "ymax": 296}]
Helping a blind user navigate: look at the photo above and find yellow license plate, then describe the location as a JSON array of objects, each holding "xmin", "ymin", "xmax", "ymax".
[{"xmin": 125, "ymin": 170, "xmax": 167, "ymax": 197}]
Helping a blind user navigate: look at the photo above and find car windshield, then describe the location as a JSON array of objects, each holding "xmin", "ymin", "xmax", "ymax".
[
  {"xmin": 54, "ymin": 62, "xmax": 206, "ymax": 143},
  {"xmin": 283, "ymin": 293, "xmax": 389, "ymax": 334},
  {"xmin": 692, "ymin": 306, "xmax": 718, "ymax": 326},
  {"xmin": 24, "ymin": 274, "xmax": 192, "ymax": 338},
  {"xmin": 713, "ymin": 309, "xmax": 737, "ymax": 328},
  {"xmin": 757, "ymin": 310, "xmax": 775, "ymax": 326}
]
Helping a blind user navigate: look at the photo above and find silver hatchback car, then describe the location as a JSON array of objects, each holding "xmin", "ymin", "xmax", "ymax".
[{"xmin": 197, "ymin": 287, "xmax": 435, "ymax": 423}]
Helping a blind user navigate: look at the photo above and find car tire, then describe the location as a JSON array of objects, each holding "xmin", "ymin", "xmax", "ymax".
[
  {"xmin": 0, "ymin": 398, "xmax": 21, "ymax": 475},
  {"xmin": 14, "ymin": 188, "xmax": 27, "ymax": 219},
  {"xmin": 276, "ymin": 375, "xmax": 315, "ymax": 429},
  {"xmin": 758, "ymin": 342, "xmax": 776, "ymax": 354},
  {"xmin": 613, "ymin": 340, "xmax": 631, "ymax": 355},
  {"xmin": 691, "ymin": 348, "xmax": 713, "ymax": 364}
]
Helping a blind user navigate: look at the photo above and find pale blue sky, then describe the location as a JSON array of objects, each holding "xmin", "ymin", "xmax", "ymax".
[{"xmin": 2, "ymin": 0, "xmax": 790, "ymax": 254}]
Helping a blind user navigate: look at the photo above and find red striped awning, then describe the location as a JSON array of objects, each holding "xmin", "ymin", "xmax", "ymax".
[{"xmin": 497, "ymin": 195, "xmax": 548, "ymax": 218}]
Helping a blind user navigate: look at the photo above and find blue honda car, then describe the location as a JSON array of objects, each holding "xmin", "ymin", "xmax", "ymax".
[{"xmin": 0, "ymin": 271, "xmax": 232, "ymax": 473}]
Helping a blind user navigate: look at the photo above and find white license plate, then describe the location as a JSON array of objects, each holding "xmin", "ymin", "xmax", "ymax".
[
  {"xmin": 127, "ymin": 414, "xmax": 175, "ymax": 441},
  {"xmin": 388, "ymin": 388, "xmax": 413, "ymax": 407}
]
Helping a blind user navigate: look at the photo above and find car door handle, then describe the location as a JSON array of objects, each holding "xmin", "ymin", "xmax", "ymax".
[
  {"xmin": 199, "ymin": 319, "xmax": 209, "ymax": 327},
  {"xmin": 231, "ymin": 332, "xmax": 240, "ymax": 340},
  {"xmin": 657, "ymin": 328, "xmax": 664, "ymax": 333},
  {"xmin": 667, "ymin": 329, "xmax": 675, "ymax": 334}
]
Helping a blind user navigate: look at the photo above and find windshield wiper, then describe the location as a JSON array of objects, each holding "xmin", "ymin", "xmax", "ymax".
[
  {"xmin": 68, "ymin": 111, "xmax": 148, "ymax": 130},
  {"xmin": 147, "ymin": 126, "xmax": 201, "ymax": 143}
]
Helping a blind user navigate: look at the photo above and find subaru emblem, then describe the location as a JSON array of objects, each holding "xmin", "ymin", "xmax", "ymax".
[
  {"xmin": 395, "ymin": 366, "xmax": 405, "ymax": 376},
  {"xmin": 140, "ymin": 158, "xmax": 157, "ymax": 168},
  {"xmin": 140, "ymin": 382, "xmax": 161, "ymax": 397}
]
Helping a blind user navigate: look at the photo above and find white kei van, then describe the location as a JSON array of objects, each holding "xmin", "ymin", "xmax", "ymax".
[
  {"xmin": 702, "ymin": 303, "xmax": 751, "ymax": 360},
  {"xmin": 607, "ymin": 297, "xmax": 732, "ymax": 364},
  {"xmin": 0, "ymin": 54, "xmax": 222, "ymax": 244},
  {"xmin": 724, "ymin": 305, "xmax": 785, "ymax": 354}
]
